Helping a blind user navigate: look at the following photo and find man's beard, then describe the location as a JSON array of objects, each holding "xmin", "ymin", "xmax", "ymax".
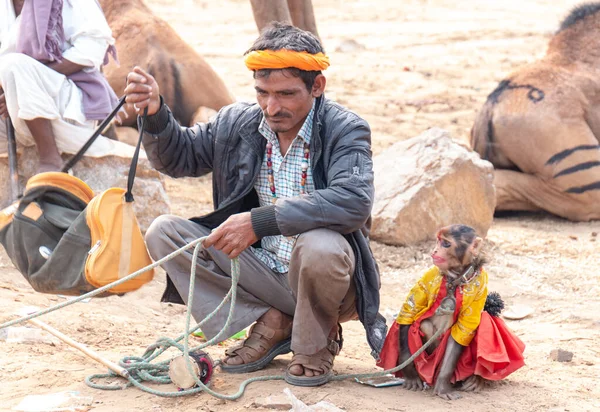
[
  {"xmin": 268, "ymin": 122, "xmax": 292, "ymax": 133},
  {"xmin": 265, "ymin": 113, "xmax": 293, "ymax": 133}
]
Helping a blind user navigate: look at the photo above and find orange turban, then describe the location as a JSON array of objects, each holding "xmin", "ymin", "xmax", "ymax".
[{"xmin": 244, "ymin": 49, "xmax": 330, "ymax": 72}]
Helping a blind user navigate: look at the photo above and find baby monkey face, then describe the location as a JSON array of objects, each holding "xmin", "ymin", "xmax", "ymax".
[{"xmin": 431, "ymin": 225, "xmax": 481, "ymax": 274}]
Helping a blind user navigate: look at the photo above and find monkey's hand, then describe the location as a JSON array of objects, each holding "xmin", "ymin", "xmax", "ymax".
[
  {"xmin": 398, "ymin": 324, "xmax": 424, "ymax": 391},
  {"xmin": 432, "ymin": 335, "xmax": 465, "ymax": 400},
  {"xmin": 403, "ymin": 374, "xmax": 424, "ymax": 391},
  {"xmin": 433, "ymin": 378, "xmax": 462, "ymax": 400},
  {"xmin": 399, "ymin": 351, "xmax": 423, "ymax": 391}
]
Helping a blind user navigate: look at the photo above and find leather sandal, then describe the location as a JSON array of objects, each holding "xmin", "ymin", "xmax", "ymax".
[
  {"xmin": 220, "ymin": 322, "xmax": 292, "ymax": 374},
  {"xmin": 284, "ymin": 339, "xmax": 340, "ymax": 387}
]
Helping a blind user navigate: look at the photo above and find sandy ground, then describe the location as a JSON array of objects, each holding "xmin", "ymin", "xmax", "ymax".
[{"xmin": 1, "ymin": 0, "xmax": 600, "ymax": 411}]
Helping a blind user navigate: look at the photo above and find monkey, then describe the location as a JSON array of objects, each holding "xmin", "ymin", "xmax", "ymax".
[{"xmin": 376, "ymin": 224, "xmax": 526, "ymax": 401}]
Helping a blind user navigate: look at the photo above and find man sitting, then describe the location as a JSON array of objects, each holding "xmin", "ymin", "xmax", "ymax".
[
  {"xmin": 0, "ymin": 0, "xmax": 125, "ymax": 173},
  {"xmin": 123, "ymin": 22, "xmax": 387, "ymax": 386}
]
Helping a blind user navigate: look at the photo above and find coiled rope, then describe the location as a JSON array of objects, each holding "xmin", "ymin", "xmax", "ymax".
[{"xmin": 0, "ymin": 237, "xmax": 443, "ymax": 399}]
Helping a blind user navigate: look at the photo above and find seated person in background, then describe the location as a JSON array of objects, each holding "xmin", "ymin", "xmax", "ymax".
[
  {"xmin": 377, "ymin": 224, "xmax": 526, "ymax": 400},
  {"xmin": 0, "ymin": 0, "xmax": 120, "ymax": 173}
]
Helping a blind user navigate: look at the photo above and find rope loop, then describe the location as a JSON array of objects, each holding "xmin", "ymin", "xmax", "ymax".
[{"xmin": 1, "ymin": 235, "xmax": 444, "ymax": 399}]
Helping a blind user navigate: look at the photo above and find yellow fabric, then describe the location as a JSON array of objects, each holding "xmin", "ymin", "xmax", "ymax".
[
  {"xmin": 85, "ymin": 188, "xmax": 154, "ymax": 294},
  {"xmin": 21, "ymin": 202, "xmax": 43, "ymax": 221},
  {"xmin": 0, "ymin": 202, "xmax": 18, "ymax": 231},
  {"xmin": 244, "ymin": 49, "xmax": 330, "ymax": 71},
  {"xmin": 26, "ymin": 172, "xmax": 95, "ymax": 204},
  {"xmin": 396, "ymin": 266, "xmax": 489, "ymax": 346}
]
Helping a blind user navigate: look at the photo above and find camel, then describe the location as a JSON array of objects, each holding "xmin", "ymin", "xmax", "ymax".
[
  {"xmin": 250, "ymin": 0, "xmax": 321, "ymax": 42},
  {"xmin": 98, "ymin": 0, "xmax": 236, "ymax": 136},
  {"xmin": 471, "ymin": 2, "xmax": 600, "ymax": 222},
  {"xmin": 97, "ymin": 0, "xmax": 319, "ymax": 143}
]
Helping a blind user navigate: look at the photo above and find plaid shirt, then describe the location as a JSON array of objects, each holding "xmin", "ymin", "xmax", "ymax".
[{"xmin": 251, "ymin": 101, "xmax": 316, "ymax": 273}]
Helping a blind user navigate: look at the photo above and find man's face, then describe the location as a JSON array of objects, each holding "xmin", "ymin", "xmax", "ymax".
[{"xmin": 254, "ymin": 70, "xmax": 318, "ymax": 134}]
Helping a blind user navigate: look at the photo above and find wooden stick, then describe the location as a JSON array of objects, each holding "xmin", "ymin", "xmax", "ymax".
[
  {"xmin": 5, "ymin": 118, "xmax": 20, "ymax": 202},
  {"xmin": 28, "ymin": 318, "xmax": 129, "ymax": 379}
]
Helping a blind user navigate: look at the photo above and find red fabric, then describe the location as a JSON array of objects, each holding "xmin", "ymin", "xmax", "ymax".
[{"xmin": 376, "ymin": 283, "xmax": 525, "ymax": 385}]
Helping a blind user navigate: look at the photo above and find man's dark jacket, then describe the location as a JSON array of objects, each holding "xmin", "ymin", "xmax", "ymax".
[{"xmin": 141, "ymin": 95, "xmax": 387, "ymax": 358}]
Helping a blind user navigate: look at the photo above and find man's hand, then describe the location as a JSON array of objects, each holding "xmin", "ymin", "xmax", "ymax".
[
  {"xmin": 123, "ymin": 66, "xmax": 161, "ymax": 117},
  {"xmin": 46, "ymin": 59, "xmax": 86, "ymax": 76},
  {"xmin": 203, "ymin": 212, "xmax": 259, "ymax": 259},
  {"xmin": 0, "ymin": 88, "xmax": 7, "ymax": 119}
]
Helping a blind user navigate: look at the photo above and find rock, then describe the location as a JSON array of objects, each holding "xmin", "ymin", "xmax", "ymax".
[
  {"xmin": 0, "ymin": 146, "xmax": 170, "ymax": 232},
  {"xmin": 550, "ymin": 349, "xmax": 573, "ymax": 363},
  {"xmin": 334, "ymin": 38, "xmax": 366, "ymax": 53},
  {"xmin": 371, "ymin": 127, "xmax": 495, "ymax": 245},
  {"xmin": 251, "ymin": 394, "xmax": 292, "ymax": 410},
  {"xmin": 283, "ymin": 388, "xmax": 343, "ymax": 412},
  {"xmin": 502, "ymin": 304, "xmax": 534, "ymax": 320}
]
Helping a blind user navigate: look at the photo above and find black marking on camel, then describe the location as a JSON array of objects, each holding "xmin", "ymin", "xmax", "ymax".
[
  {"xmin": 487, "ymin": 80, "xmax": 545, "ymax": 105},
  {"xmin": 554, "ymin": 161, "xmax": 600, "ymax": 178},
  {"xmin": 565, "ymin": 181, "xmax": 600, "ymax": 194},
  {"xmin": 484, "ymin": 119, "xmax": 495, "ymax": 161},
  {"xmin": 170, "ymin": 59, "xmax": 185, "ymax": 125},
  {"xmin": 546, "ymin": 145, "xmax": 600, "ymax": 165},
  {"xmin": 559, "ymin": 2, "xmax": 600, "ymax": 32},
  {"xmin": 482, "ymin": 80, "xmax": 545, "ymax": 161}
]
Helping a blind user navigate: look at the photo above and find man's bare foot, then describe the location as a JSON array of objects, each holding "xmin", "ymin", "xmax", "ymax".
[
  {"xmin": 37, "ymin": 159, "xmax": 63, "ymax": 174},
  {"xmin": 287, "ymin": 324, "xmax": 342, "ymax": 379},
  {"xmin": 221, "ymin": 307, "xmax": 292, "ymax": 370},
  {"xmin": 25, "ymin": 118, "xmax": 63, "ymax": 174},
  {"xmin": 285, "ymin": 339, "xmax": 339, "ymax": 386}
]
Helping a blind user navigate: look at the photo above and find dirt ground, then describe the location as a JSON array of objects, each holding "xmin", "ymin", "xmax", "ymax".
[{"xmin": 1, "ymin": 0, "xmax": 600, "ymax": 411}]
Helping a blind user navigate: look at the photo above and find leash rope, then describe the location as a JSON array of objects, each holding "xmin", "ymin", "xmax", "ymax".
[{"xmin": 1, "ymin": 236, "xmax": 444, "ymax": 399}]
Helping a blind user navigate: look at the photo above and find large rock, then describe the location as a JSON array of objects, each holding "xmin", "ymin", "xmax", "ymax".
[
  {"xmin": 371, "ymin": 128, "xmax": 495, "ymax": 245},
  {"xmin": 0, "ymin": 147, "xmax": 170, "ymax": 232}
]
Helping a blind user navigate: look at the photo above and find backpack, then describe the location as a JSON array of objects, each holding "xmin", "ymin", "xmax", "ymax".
[{"xmin": 0, "ymin": 99, "xmax": 154, "ymax": 296}]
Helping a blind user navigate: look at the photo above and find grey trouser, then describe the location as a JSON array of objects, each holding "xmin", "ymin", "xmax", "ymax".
[{"xmin": 145, "ymin": 215, "xmax": 357, "ymax": 355}]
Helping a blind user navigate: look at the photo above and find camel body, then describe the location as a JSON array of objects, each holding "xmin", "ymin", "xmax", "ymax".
[
  {"xmin": 99, "ymin": 0, "xmax": 235, "ymax": 130},
  {"xmin": 471, "ymin": 3, "xmax": 600, "ymax": 221}
]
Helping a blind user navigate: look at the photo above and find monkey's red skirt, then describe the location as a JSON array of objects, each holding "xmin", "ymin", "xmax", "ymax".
[{"xmin": 376, "ymin": 309, "xmax": 526, "ymax": 385}]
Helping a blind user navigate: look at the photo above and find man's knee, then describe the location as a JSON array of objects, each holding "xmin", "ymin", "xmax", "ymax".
[
  {"xmin": 145, "ymin": 215, "xmax": 210, "ymax": 260},
  {"xmin": 145, "ymin": 215, "xmax": 177, "ymax": 260},
  {"xmin": 291, "ymin": 228, "xmax": 354, "ymax": 277},
  {"xmin": 0, "ymin": 53, "xmax": 36, "ymax": 80}
]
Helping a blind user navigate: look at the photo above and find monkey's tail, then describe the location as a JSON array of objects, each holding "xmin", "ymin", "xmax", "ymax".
[{"xmin": 484, "ymin": 291, "xmax": 504, "ymax": 317}]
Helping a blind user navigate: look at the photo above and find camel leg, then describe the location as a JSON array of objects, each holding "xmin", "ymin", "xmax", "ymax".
[
  {"xmin": 286, "ymin": 0, "xmax": 321, "ymax": 40},
  {"xmin": 250, "ymin": 0, "xmax": 292, "ymax": 34},
  {"xmin": 494, "ymin": 169, "xmax": 600, "ymax": 221},
  {"xmin": 111, "ymin": 126, "xmax": 141, "ymax": 147},
  {"xmin": 190, "ymin": 106, "xmax": 217, "ymax": 125},
  {"xmin": 114, "ymin": 102, "xmax": 138, "ymax": 128}
]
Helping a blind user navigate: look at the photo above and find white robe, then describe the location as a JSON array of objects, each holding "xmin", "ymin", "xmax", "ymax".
[{"xmin": 0, "ymin": 0, "xmax": 136, "ymax": 158}]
